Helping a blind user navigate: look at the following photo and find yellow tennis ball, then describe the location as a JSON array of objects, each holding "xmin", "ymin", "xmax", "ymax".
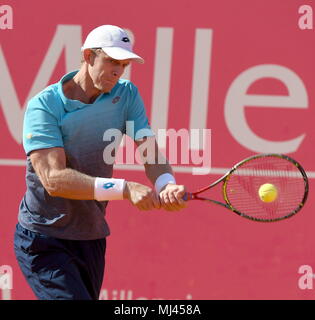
[{"xmin": 258, "ymin": 183, "xmax": 278, "ymax": 203}]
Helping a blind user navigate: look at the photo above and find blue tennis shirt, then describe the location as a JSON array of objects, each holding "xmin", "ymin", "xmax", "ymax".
[{"xmin": 18, "ymin": 70, "xmax": 154, "ymax": 240}]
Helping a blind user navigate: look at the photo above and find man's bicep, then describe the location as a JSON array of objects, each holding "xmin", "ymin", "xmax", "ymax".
[
  {"xmin": 30, "ymin": 147, "xmax": 66, "ymax": 187},
  {"xmin": 23, "ymin": 98, "xmax": 64, "ymax": 156}
]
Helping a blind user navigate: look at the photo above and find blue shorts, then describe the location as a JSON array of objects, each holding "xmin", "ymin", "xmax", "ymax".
[{"xmin": 14, "ymin": 223, "xmax": 106, "ymax": 300}]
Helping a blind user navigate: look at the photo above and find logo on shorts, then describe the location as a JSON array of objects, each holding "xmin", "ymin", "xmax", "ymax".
[
  {"xmin": 103, "ymin": 182, "xmax": 115, "ymax": 189},
  {"xmin": 112, "ymin": 96, "xmax": 120, "ymax": 104}
]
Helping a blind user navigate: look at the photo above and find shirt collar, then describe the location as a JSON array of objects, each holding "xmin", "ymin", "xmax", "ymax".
[{"xmin": 57, "ymin": 70, "xmax": 107, "ymax": 112}]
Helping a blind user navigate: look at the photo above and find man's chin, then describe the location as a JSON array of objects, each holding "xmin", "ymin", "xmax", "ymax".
[{"xmin": 100, "ymin": 84, "xmax": 115, "ymax": 93}]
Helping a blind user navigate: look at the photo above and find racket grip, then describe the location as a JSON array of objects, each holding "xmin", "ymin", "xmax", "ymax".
[{"xmin": 183, "ymin": 192, "xmax": 193, "ymax": 201}]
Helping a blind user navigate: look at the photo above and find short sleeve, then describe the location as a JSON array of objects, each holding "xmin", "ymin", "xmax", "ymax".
[
  {"xmin": 126, "ymin": 84, "xmax": 155, "ymax": 141},
  {"xmin": 23, "ymin": 97, "xmax": 64, "ymax": 156}
]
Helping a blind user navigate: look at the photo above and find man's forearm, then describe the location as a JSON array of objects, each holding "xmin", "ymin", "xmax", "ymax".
[
  {"xmin": 44, "ymin": 168, "xmax": 95, "ymax": 200},
  {"xmin": 144, "ymin": 162, "xmax": 174, "ymax": 188},
  {"xmin": 138, "ymin": 137, "xmax": 175, "ymax": 188}
]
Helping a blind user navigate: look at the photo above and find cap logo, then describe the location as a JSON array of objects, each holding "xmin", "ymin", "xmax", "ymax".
[{"xmin": 121, "ymin": 37, "xmax": 130, "ymax": 43}]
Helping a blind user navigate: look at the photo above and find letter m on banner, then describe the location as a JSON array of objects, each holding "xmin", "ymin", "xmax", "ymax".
[{"xmin": 0, "ymin": 25, "xmax": 82, "ymax": 145}]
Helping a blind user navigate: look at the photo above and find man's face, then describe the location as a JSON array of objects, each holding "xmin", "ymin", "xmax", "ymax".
[{"xmin": 87, "ymin": 49, "xmax": 130, "ymax": 93}]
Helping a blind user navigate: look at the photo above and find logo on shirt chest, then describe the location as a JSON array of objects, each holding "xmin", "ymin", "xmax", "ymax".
[{"xmin": 112, "ymin": 96, "xmax": 121, "ymax": 104}]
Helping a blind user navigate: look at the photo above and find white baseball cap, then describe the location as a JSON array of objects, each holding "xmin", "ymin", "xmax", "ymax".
[{"xmin": 81, "ymin": 25, "xmax": 144, "ymax": 64}]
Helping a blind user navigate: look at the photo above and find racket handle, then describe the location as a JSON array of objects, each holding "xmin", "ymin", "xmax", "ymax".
[{"xmin": 183, "ymin": 192, "xmax": 193, "ymax": 201}]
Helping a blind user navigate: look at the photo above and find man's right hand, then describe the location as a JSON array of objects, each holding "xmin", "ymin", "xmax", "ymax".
[{"xmin": 123, "ymin": 181, "xmax": 161, "ymax": 211}]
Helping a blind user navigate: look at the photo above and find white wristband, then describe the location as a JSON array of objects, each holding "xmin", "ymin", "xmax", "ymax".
[
  {"xmin": 94, "ymin": 177, "xmax": 126, "ymax": 201},
  {"xmin": 154, "ymin": 173, "xmax": 176, "ymax": 194}
]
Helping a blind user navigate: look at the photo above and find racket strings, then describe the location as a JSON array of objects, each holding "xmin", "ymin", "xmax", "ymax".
[{"xmin": 225, "ymin": 156, "xmax": 306, "ymax": 221}]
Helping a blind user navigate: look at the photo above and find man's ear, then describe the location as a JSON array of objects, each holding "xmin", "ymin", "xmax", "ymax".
[{"xmin": 83, "ymin": 49, "xmax": 96, "ymax": 65}]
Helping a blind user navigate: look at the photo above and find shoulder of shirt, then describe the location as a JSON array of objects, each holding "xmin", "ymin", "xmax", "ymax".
[
  {"xmin": 27, "ymin": 83, "xmax": 63, "ymax": 114},
  {"xmin": 28, "ymin": 83, "xmax": 59, "ymax": 104},
  {"xmin": 113, "ymin": 79, "xmax": 141, "ymax": 103},
  {"xmin": 116, "ymin": 79, "xmax": 139, "ymax": 92}
]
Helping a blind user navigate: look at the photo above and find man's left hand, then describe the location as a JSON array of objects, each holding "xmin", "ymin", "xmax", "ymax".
[{"xmin": 159, "ymin": 184, "xmax": 187, "ymax": 211}]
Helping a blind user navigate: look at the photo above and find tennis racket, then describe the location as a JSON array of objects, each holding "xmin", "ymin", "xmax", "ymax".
[{"xmin": 183, "ymin": 153, "xmax": 309, "ymax": 222}]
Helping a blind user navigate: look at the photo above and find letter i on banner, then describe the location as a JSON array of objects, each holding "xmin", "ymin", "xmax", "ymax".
[{"xmin": 150, "ymin": 27, "xmax": 213, "ymax": 173}]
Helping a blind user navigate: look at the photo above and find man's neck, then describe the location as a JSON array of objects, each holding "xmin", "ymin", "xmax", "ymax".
[{"xmin": 63, "ymin": 68, "xmax": 101, "ymax": 104}]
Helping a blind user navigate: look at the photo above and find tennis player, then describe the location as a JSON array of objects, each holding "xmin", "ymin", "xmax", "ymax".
[{"xmin": 14, "ymin": 25, "xmax": 186, "ymax": 300}]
